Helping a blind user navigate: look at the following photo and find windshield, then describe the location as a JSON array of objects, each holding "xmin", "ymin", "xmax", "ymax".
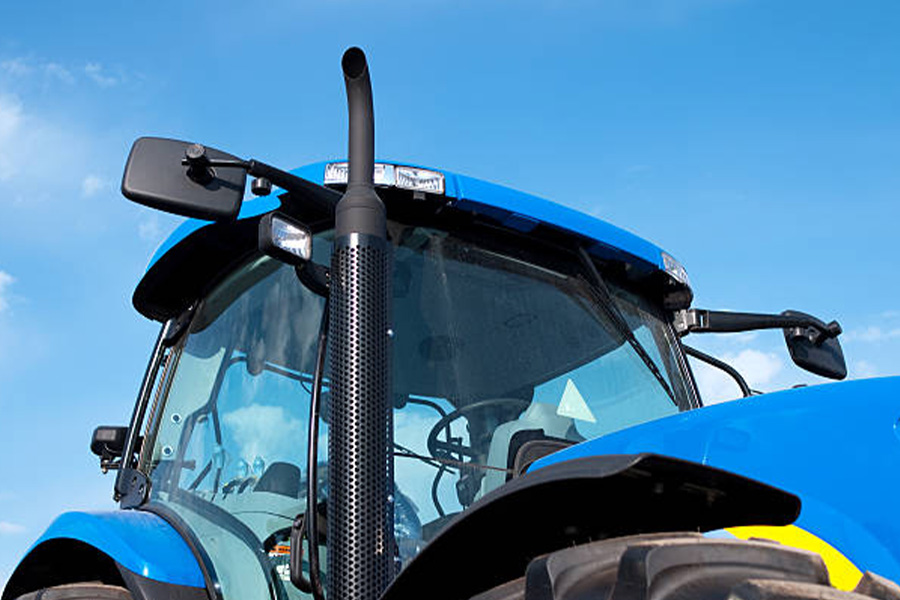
[{"xmin": 140, "ymin": 224, "xmax": 692, "ymax": 600}]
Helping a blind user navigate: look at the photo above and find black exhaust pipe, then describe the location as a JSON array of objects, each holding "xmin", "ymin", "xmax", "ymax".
[
  {"xmin": 335, "ymin": 47, "xmax": 384, "ymax": 238},
  {"xmin": 327, "ymin": 47, "xmax": 394, "ymax": 600}
]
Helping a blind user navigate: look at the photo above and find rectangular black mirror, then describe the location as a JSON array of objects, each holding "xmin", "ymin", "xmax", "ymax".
[
  {"xmin": 782, "ymin": 310, "xmax": 847, "ymax": 380},
  {"xmin": 121, "ymin": 137, "xmax": 247, "ymax": 221}
]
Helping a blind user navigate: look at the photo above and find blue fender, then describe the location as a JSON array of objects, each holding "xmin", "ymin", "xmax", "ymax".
[
  {"xmin": 531, "ymin": 376, "xmax": 900, "ymax": 582},
  {"xmin": 16, "ymin": 510, "xmax": 205, "ymax": 588}
]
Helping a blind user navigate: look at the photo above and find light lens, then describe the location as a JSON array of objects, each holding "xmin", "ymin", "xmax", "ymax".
[
  {"xmin": 271, "ymin": 215, "xmax": 312, "ymax": 262},
  {"xmin": 662, "ymin": 252, "xmax": 690, "ymax": 287},
  {"xmin": 323, "ymin": 161, "xmax": 349, "ymax": 184},
  {"xmin": 395, "ymin": 166, "xmax": 445, "ymax": 194},
  {"xmin": 323, "ymin": 162, "xmax": 396, "ymax": 186},
  {"xmin": 323, "ymin": 162, "xmax": 444, "ymax": 194}
]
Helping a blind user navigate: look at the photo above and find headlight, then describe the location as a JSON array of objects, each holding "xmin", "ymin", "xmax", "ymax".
[{"xmin": 324, "ymin": 162, "xmax": 444, "ymax": 195}]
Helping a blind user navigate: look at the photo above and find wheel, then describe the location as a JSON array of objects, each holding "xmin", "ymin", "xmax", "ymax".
[
  {"xmin": 15, "ymin": 583, "xmax": 132, "ymax": 600},
  {"xmin": 469, "ymin": 533, "xmax": 900, "ymax": 600}
]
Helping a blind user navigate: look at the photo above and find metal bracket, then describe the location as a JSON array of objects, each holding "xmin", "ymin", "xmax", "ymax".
[
  {"xmin": 117, "ymin": 467, "xmax": 151, "ymax": 508},
  {"xmin": 673, "ymin": 309, "xmax": 704, "ymax": 335}
]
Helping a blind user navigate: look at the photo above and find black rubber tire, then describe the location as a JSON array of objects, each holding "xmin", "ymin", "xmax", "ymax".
[
  {"xmin": 469, "ymin": 533, "xmax": 900, "ymax": 600},
  {"xmin": 15, "ymin": 583, "xmax": 132, "ymax": 600}
]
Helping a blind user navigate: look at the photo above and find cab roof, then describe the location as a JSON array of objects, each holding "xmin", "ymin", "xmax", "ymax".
[{"xmin": 135, "ymin": 161, "xmax": 690, "ymax": 322}]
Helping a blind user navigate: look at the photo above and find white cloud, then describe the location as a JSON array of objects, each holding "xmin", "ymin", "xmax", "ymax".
[
  {"xmin": 81, "ymin": 174, "xmax": 110, "ymax": 197},
  {"xmin": 0, "ymin": 95, "xmax": 23, "ymax": 181},
  {"xmin": 728, "ymin": 331, "xmax": 759, "ymax": 345},
  {"xmin": 1, "ymin": 57, "xmax": 74, "ymax": 84},
  {"xmin": 850, "ymin": 360, "xmax": 880, "ymax": 380},
  {"xmin": 0, "ymin": 92, "xmax": 93, "ymax": 201},
  {"xmin": 221, "ymin": 405, "xmax": 304, "ymax": 467},
  {"xmin": 1, "ymin": 58, "xmax": 32, "ymax": 77},
  {"xmin": 0, "ymin": 271, "xmax": 14, "ymax": 313},
  {"xmin": 730, "ymin": 348, "xmax": 783, "ymax": 386},
  {"xmin": 44, "ymin": 62, "xmax": 75, "ymax": 85},
  {"xmin": 0, "ymin": 521, "xmax": 25, "ymax": 535},
  {"xmin": 694, "ymin": 348, "xmax": 784, "ymax": 404},
  {"xmin": 84, "ymin": 63, "xmax": 118, "ymax": 87},
  {"xmin": 844, "ymin": 326, "xmax": 900, "ymax": 343},
  {"xmin": 138, "ymin": 216, "xmax": 163, "ymax": 242}
]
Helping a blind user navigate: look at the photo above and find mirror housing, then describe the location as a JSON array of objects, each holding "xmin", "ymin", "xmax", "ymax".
[
  {"xmin": 121, "ymin": 137, "xmax": 246, "ymax": 221},
  {"xmin": 782, "ymin": 310, "xmax": 847, "ymax": 380}
]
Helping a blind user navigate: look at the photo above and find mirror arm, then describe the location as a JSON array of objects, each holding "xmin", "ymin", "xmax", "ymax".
[
  {"xmin": 178, "ymin": 156, "xmax": 340, "ymax": 214},
  {"xmin": 246, "ymin": 160, "xmax": 340, "ymax": 214},
  {"xmin": 676, "ymin": 309, "xmax": 841, "ymax": 344}
]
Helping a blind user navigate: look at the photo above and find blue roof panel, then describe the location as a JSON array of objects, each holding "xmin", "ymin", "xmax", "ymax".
[{"xmin": 145, "ymin": 161, "xmax": 670, "ymax": 274}]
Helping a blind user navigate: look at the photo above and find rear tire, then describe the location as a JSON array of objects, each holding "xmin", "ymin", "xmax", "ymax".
[
  {"xmin": 15, "ymin": 583, "xmax": 132, "ymax": 600},
  {"xmin": 470, "ymin": 533, "xmax": 900, "ymax": 600}
]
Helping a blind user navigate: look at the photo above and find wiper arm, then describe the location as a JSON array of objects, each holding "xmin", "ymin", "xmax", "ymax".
[{"xmin": 577, "ymin": 247, "xmax": 677, "ymax": 405}]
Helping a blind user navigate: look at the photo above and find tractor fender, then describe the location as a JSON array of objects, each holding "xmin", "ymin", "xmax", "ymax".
[
  {"xmin": 384, "ymin": 452, "xmax": 801, "ymax": 600},
  {"xmin": 531, "ymin": 376, "xmax": 900, "ymax": 584},
  {"xmin": 2, "ymin": 511, "xmax": 207, "ymax": 600}
]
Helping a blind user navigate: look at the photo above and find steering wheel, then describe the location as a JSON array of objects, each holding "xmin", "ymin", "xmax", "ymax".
[{"xmin": 426, "ymin": 398, "xmax": 530, "ymax": 463}]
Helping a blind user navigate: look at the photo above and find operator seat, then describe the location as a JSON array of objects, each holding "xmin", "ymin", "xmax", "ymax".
[{"xmin": 475, "ymin": 402, "xmax": 578, "ymax": 501}]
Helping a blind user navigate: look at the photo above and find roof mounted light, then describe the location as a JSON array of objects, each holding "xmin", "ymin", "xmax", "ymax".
[
  {"xmin": 324, "ymin": 161, "xmax": 444, "ymax": 195},
  {"xmin": 395, "ymin": 165, "xmax": 445, "ymax": 194},
  {"xmin": 662, "ymin": 252, "xmax": 690, "ymax": 287}
]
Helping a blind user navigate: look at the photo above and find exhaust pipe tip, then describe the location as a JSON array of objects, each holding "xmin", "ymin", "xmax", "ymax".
[
  {"xmin": 342, "ymin": 46, "xmax": 368, "ymax": 80},
  {"xmin": 336, "ymin": 46, "xmax": 383, "ymax": 238}
]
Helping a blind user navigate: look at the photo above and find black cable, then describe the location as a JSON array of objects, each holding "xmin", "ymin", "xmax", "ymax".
[
  {"xmin": 431, "ymin": 465, "xmax": 447, "ymax": 518},
  {"xmin": 404, "ymin": 396, "xmax": 448, "ymax": 418},
  {"xmin": 683, "ymin": 344, "xmax": 752, "ymax": 398},
  {"xmin": 306, "ymin": 299, "xmax": 329, "ymax": 600}
]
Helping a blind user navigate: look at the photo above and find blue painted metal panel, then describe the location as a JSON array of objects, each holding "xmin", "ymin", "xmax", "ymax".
[
  {"xmin": 144, "ymin": 160, "xmax": 670, "ymax": 274},
  {"xmin": 448, "ymin": 171, "xmax": 666, "ymax": 271},
  {"xmin": 30, "ymin": 511, "xmax": 205, "ymax": 588},
  {"xmin": 145, "ymin": 193, "xmax": 280, "ymax": 270},
  {"xmin": 530, "ymin": 377, "xmax": 900, "ymax": 582}
]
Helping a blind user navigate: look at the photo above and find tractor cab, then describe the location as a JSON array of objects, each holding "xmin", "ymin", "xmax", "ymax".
[{"xmin": 114, "ymin": 156, "xmax": 701, "ymax": 600}]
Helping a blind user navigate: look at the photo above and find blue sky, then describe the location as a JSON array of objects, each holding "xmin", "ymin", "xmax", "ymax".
[{"xmin": 1, "ymin": 0, "xmax": 899, "ymax": 588}]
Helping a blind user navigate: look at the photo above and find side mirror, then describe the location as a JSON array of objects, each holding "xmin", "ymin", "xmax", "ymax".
[
  {"xmin": 782, "ymin": 310, "xmax": 847, "ymax": 380},
  {"xmin": 122, "ymin": 137, "xmax": 247, "ymax": 221}
]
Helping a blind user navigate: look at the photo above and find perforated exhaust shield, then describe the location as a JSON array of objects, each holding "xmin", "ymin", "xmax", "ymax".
[{"xmin": 328, "ymin": 232, "xmax": 394, "ymax": 600}]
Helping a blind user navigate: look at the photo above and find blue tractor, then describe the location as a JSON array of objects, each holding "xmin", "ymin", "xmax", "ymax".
[{"xmin": 4, "ymin": 48, "xmax": 900, "ymax": 600}]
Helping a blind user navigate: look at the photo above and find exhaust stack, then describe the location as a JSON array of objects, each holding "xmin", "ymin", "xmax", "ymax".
[
  {"xmin": 335, "ymin": 47, "xmax": 385, "ymax": 238},
  {"xmin": 327, "ymin": 47, "xmax": 394, "ymax": 600}
]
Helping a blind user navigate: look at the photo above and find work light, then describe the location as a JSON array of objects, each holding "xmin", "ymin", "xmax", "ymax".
[
  {"xmin": 662, "ymin": 252, "xmax": 690, "ymax": 287},
  {"xmin": 259, "ymin": 212, "xmax": 313, "ymax": 265}
]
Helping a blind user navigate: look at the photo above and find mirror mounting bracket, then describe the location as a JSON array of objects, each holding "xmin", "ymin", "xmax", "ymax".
[{"xmin": 116, "ymin": 467, "xmax": 150, "ymax": 508}]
